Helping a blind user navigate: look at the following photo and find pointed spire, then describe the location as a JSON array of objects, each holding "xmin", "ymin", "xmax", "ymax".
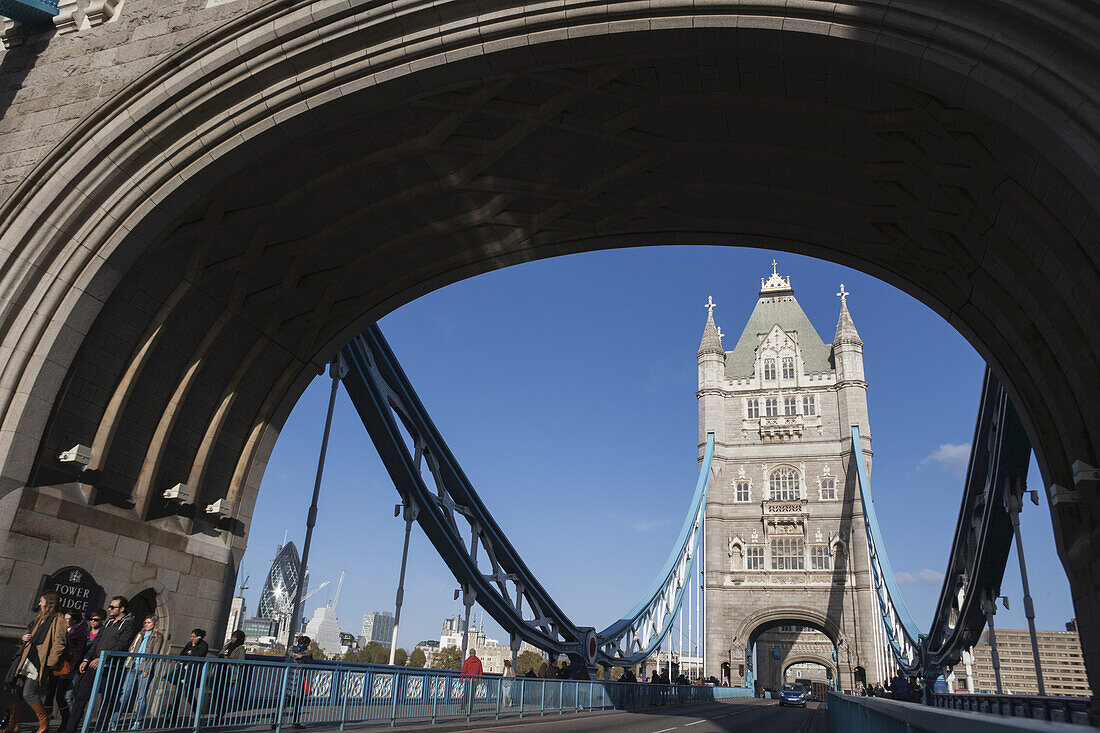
[
  {"xmin": 698, "ymin": 296, "xmax": 724, "ymax": 356},
  {"xmin": 833, "ymin": 283, "xmax": 862, "ymax": 346}
]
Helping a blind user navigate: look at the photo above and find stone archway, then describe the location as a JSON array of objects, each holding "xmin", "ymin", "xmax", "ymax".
[
  {"xmin": 782, "ymin": 655, "xmax": 835, "ymax": 686},
  {"xmin": 0, "ymin": 0, "xmax": 1096, "ymax": 707}
]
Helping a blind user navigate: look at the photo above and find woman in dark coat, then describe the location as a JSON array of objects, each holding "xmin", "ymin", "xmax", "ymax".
[{"xmin": 3, "ymin": 592, "xmax": 67, "ymax": 733}]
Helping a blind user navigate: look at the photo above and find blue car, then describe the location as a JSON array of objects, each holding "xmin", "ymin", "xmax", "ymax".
[{"xmin": 779, "ymin": 683, "xmax": 808, "ymax": 707}]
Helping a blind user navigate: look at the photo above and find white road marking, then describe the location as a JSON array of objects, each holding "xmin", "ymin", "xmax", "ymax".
[
  {"xmin": 653, "ymin": 728, "xmax": 678, "ymax": 732},
  {"xmin": 685, "ymin": 720, "xmax": 705, "ymax": 726}
]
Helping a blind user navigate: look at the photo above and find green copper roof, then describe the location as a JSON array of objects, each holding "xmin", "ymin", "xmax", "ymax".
[{"xmin": 724, "ymin": 294, "xmax": 834, "ymax": 378}]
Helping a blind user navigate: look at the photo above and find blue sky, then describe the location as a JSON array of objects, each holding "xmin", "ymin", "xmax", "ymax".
[{"xmin": 238, "ymin": 246, "xmax": 1074, "ymax": 652}]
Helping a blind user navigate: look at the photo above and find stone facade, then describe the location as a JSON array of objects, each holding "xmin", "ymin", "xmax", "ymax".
[{"xmin": 700, "ymin": 266, "xmax": 888, "ymax": 692}]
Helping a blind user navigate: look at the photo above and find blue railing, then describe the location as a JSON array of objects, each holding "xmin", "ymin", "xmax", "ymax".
[{"xmin": 79, "ymin": 651, "xmax": 724, "ymax": 732}]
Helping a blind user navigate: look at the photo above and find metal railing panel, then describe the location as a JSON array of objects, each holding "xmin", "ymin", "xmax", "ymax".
[
  {"xmin": 828, "ymin": 692, "xmax": 1089, "ymax": 732},
  {"xmin": 931, "ymin": 693, "xmax": 1091, "ymax": 726},
  {"xmin": 77, "ymin": 652, "xmax": 730, "ymax": 731}
]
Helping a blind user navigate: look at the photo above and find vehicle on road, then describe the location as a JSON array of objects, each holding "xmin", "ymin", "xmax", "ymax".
[{"xmin": 779, "ymin": 683, "xmax": 808, "ymax": 707}]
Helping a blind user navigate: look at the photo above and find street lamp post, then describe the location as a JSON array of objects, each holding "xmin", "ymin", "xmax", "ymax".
[{"xmin": 286, "ymin": 356, "xmax": 346, "ymax": 652}]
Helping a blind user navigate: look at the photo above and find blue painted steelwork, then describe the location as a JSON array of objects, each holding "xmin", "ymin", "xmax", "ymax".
[
  {"xmin": 921, "ymin": 368, "xmax": 1030, "ymax": 679},
  {"xmin": 76, "ymin": 651, "xmax": 725, "ymax": 732},
  {"xmin": 851, "ymin": 424, "xmax": 922, "ymax": 674},
  {"xmin": 852, "ymin": 367, "xmax": 1031, "ymax": 683},
  {"xmin": 339, "ymin": 326, "xmax": 713, "ymax": 668},
  {"xmin": 0, "ymin": 0, "xmax": 58, "ymax": 25}
]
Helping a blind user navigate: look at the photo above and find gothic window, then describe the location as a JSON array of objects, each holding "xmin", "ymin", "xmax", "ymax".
[
  {"xmin": 770, "ymin": 537, "xmax": 805, "ymax": 570},
  {"xmin": 764, "ymin": 358, "xmax": 776, "ymax": 380},
  {"xmin": 784, "ymin": 396, "xmax": 797, "ymax": 415},
  {"xmin": 811, "ymin": 546, "xmax": 831, "ymax": 570},
  {"xmin": 746, "ymin": 399, "xmax": 760, "ymax": 419},
  {"xmin": 769, "ymin": 466, "xmax": 800, "ymax": 500},
  {"xmin": 765, "ymin": 398, "xmax": 778, "ymax": 417},
  {"xmin": 803, "ymin": 395, "xmax": 816, "ymax": 416},
  {"xmin": 735, "ymin": 481, "xmax": 751, "ymax": 502},
  {"xmin": 782, "ymin": 357, "xmax": 795, "ymax": 379},
  {"xmin": 820, "ymin": 477, "xmax": 836, "ymax": 501},
  {"xmin": 745, "ymin": 546, "xmax": 765, "ymax": 570}
]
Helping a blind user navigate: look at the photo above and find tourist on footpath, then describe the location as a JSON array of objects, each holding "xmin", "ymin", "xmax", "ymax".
[
  {"xmin": 889, "ymin": 669, "xmax": 909, "ymax": 701},
  {"xmin": 88, "ymin": 597, "xmax": 137, "ymax": 730},
  {"xmin": 217, "ymin": 630, "xmax": 247, "ymax": 709},
  {"xmin": 459, "ymin": 649, "xmax": 483, "ymax": 712},
  {"xmin": 165, "ymin": 629, "xmax": 208, "ymax": 726},
  {"xmin": 873, "ymin": 681, "xmax": 885, "ymax": 697},
  {"xmin": 109, "ymin": 615, "xmax": 164, "ymax": 730},
  {"xmin": 43, "ymin": 610, "xmax": 87, "ymax": 733},
  {"xmin": 271, "ymin": 635, "xmax": 312, "ymax": 730},
  {"xmin": 3, "ymin": 592, "xmax": 67, "ymax": 733},
  {"xmin": 501, "ymin": 659, "xmax": 514, "ymax": 707},
  {"xmin": 58, "ymin": 610, "xmax": 104, "ymax": 733}
]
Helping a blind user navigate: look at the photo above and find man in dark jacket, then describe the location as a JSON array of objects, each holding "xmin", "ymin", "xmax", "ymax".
[{"xmin": 61, "ymin": 597, "xmax": 135, "ymax": 733}]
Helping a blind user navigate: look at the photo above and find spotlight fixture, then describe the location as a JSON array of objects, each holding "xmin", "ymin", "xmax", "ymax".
[
  {"xmin": 205, "ymin": 498, "xmax": 230, "ymax": 517},
  {"xmin": 58, "ymin": 444, "xmax": 92, "ymax": 467},
  {"xmin": 163, "ymin": 483, "xmax": 191, "ymax": 502}
]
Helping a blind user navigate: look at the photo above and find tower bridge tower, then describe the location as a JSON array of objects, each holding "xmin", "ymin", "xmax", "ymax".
[{"xmin": 700, "ymin": 264, "xmax": 887, "ymax": 692}]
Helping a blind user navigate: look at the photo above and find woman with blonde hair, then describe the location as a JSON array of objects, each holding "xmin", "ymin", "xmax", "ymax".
[
  {"xmin": 3, "ymin": 592, "xmax": 66, "ymax": 733},
  {"xmin": 109, "ymin": 615, "xmax": 164, "ymax": 730}
]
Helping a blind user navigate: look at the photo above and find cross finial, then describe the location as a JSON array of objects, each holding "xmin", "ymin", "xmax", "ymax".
[
  {"xmin": 705, "ymin": 295, "xmax": 717, "ymax": 316},
  {"xmin": 771, "ymin": 259, "xmax": 778, "ymax": 275},
  {"xmin": 837, "ymin": 283, "xmax": 850, "ymax": 305}
]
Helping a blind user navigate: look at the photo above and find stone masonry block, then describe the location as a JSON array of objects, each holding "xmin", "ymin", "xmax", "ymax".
[
  {"xmin": 76, "ymin": 524, "xmax": 118, "ymax": 554},
  {"xmin": 13, "ymin": 509, "xmax": 79, "ymax": 544},
  {"xmin": 0, "ymin": 531, "xmax": 48, "ymax": 564},
  {"xmin": 115, "ymin": 535, "xmax": 149, "ymax": 564},
  {"xmin": 91, "ymin": 553, "xmax": 134, "ymax": 589},
  {"xmin": 0, "ymin": 557, "xmax": 12, "ymax": 584},
  {"xmin": 146, "ymin": 544, "xmax": 193, "ymax": 574},
  {"xmin": 155, "ymin": 566, "xmax": 179, "ymax": 592},
  {"xmin": 128, "ymin": 563, "xmax": 157, "ymax": 585}
]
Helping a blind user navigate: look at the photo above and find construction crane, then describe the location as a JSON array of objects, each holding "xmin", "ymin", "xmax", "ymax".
[
  {"xmin": 238, "ymin": 575, "xmax": 249, "ymax": 596},
  {"xmin": 328, "ymin": 570, "xmax": 345, "ymax": 611}
]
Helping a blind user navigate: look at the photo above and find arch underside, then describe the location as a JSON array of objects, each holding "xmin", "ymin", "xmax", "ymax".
[{"xmin": 0, "ymin": 2, "xmax": 1096, "ymax": 683}]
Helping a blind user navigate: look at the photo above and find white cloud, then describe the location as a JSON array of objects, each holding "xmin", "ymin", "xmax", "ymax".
[
  {"xmin": 895, "ymin": 569, "xmax": 943, "ymax": 586},
  {"xmin": 920, "ymin": 443, "xmax": 970, "ymax": 477},
  {"xmin": 631, "ymin": 518, "xmax": 669, "ymax": 533}
]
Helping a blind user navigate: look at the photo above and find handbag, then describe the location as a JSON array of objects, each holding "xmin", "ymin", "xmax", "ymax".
[{"xmin": 52, "ymin": 659, "xmax": 71, "ymax": 677}]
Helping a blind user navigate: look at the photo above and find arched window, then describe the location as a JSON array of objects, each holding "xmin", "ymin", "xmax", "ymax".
[
  {"xmin": 763, "ymin": 358, "xmax": 776, "ymax": 380},
  {"xmin": 769, "ymin": 466, "xmax": 800, "ymax": 500}
]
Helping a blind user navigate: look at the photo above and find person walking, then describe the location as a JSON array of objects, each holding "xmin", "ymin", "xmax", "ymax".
[
  {"xmin": 3, "ymin": 592, "xmax": 67, "ymax": 733},
  {"xmin": 501, "ymin": 659, "xmax": 514, "ymax": 708},
  {"xmin": 216, "ymin": 631, "xmax": 246, "ymax": 719},
  {"xmin": 109, "ymin": 615, "xmax": 164, "ymax": 730},
  {"xmin": 45, "ymin": 611, "xmax": 87, "ymax": 733},
  {"xmin": 58, "ymin": 610, "xmax": 104, "ymax": 733},
  {"xmin": 165, "ymin": 629, "xmax": 208, "ymax": 726},
  {"xmin": 889, "ymin": 670, "xmax": 909, "ymax": 701},
  {"xmin": 459, "ymin": 649, "xmax": 482, "ymax": 713},
  {"xmin": 66, "ymin": 596, "xmax": 136, "ymax": 733}
]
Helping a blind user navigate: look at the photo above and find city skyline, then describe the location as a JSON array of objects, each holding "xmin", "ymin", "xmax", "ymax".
[{"xmin": 237, "ymin": 246, "xmax": 1074, "ymax": 654}]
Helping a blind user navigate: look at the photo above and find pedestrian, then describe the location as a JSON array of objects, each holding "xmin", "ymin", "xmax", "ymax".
[
  {"xmin": 889, "ymin": 670, "xmax": 909, "ymax": 701},
  {"xmin": 109, "ymin": 615, "xmax": 164, "ymax": 730},
  {"xmin": 58, "ymin": 609, "xmax": 105, "ymax": 733},
  {"xmin": 2, "ymin": 591, "xmax": 67, "ymax": 733},
  {"xmin": 459, "ymin": 649, "xmax": 482, "ymax": 712},
  {"xmin": 501, "ymin": 659, "xmax": 514, "ymax": 707},
  {"xmin": 217, "ymin": 630, "xmax": 246, "ymax": 714},
  {"xmin": 270, "ymin": 635, "xmax": 311, "ymax": 730},
  {"xmin": 165, "ymin": 629, "xmax": 208, "ymax": 726},
  {"xmin": 45, "ymin": 610, "xmax": 87, "ymax": 733},
  {"xmin": 873, "ymin": 681, "xmax": 885, "ymax": 697}
]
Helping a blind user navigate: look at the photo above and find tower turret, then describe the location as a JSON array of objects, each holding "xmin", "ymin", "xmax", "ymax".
[
  {"xmin": 697, "ymin": 296, "xmax": 725, "ymax": 444},
  {"xmin": 833, "ymin": 284, "xmax": 871, "ymax": 457}
]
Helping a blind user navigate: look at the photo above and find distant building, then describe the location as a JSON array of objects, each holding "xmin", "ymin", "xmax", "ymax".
[
  {"xmin": 241, "ymin": 616, "xmax": 278, "ymax": 641},
  {"xmin": 361, "ymin": 611, "xmax": 395, "ymax": 647},
  {"xmin": 955, "ymin": 627, "xmax": 1092, "ymax": 697},
  {"xmin": 225, "ymin": 596, "xmax": 246, "ymax": 641},
  {"xmin": 339, "ymin": 632, "xmax": 359, "ymax": 655},
  {"xmin": 305, "ymin": 606, "xmax": 343, "ymax": 658},
  {"xmin": 258, "ymin": 541, "xmax": 307, "ymax": 642},
  {"xmin": 436, "ymin": 616, "xmax": 539, "ymax": 674}
]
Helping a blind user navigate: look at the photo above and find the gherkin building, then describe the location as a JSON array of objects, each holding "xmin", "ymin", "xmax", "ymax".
[{"xmin": 258, "ymin": 541, "xmax": 305, "ymax": 622}]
